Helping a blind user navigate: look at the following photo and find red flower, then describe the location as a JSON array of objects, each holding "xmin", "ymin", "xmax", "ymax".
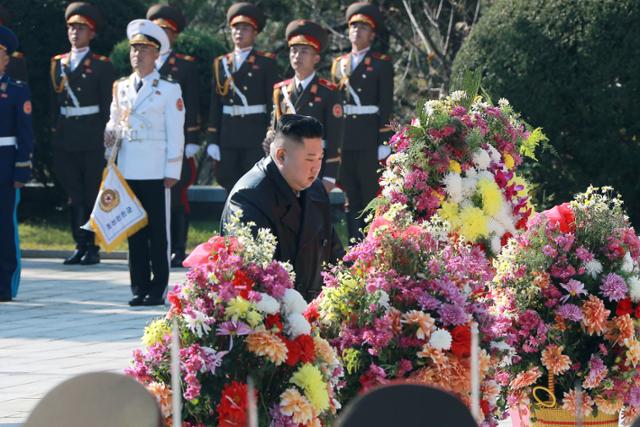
[
  {"xmin": 481, "ymin": 399, "xmax": 490, "ymax": 416},
  {"xmin": 167, "ymin": 291, "xmax": 182, "ymax": 315},
  {"xmin": 500, "ymin": 232, "xmax": 513, "ymax": 247},
  {"xmin": 635, "ymin": 304, "xmax": 640, "ymax": 319},
  {"xmin": 304, "ymin": 302, "xmax": 320, "ymax": 323},
  {"xmin": 284, "ymin": 338, "xmax": 301, "ymax": 367},
  {"xmin": 450, "ymin": 325, "xmax": 471, "ymax": 358},
  {"xmin": 265, "ymin": 314, "xmax": 283, "ymax": 333},
  {"xmin": 284, "ymin": 335, "xmax": 316, "ymax": 366},
  {"xmin": 232, "ymin": 270, "xmax": 254, "ymax": 298},
  {"xmin": 617, "ymin": 298, "xmax": 634, "ymax": 316},
  {"xmin": 544, "ymin": 203, "xmax": 575, "ymax": 233},
  {"xmin": 216, "ymin": 381, "xmax": 253, "ymax": 427}
]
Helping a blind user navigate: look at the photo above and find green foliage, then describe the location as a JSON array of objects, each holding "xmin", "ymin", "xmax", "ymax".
[{"xmin": 452, "ymin": 0, "xmax": 640, "ymax": 224}]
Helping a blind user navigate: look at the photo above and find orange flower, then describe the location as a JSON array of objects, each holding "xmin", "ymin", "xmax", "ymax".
[
  {"xmin": 626, "ymin": 339, "xmax": 640, "ymax": 367},
  {"xmin": 388, "ymin": 308, "xmax": 403, "ymax": 334},
  {"xmin": 417, "ymin": 345, "xmax": 447, "ymax": 368},
  {"xmin": 594, "ymin": 396, "xmax": 623, "ymax": 415},
  {"xmin": 510, "ymin": 367, "xmax": 542, "ymax": 390},
  {"xmin": 146, "ymin": 382, "xmax": 172, "ymax": 418},
  {"xmin": 280, "ymin": 388, "xmax": 315, "ymax": 425},
  {"xmin": 582, "ymin": 295, "xmax": 610, "ymax": 336},
  {"xmin": 313, "ymin": 336, "xmax": 337, "ymax": 365},
  {"xmin": 532, "ymin": 271, "xmax": 551, "ymax": 289},
  {"xmin": 561, "ymin": 389, "xmax": 594, "ymax": 417},
  {"xmin": 402, "ymin": 310, "xmax": 435, "ymax": 340},
  {"xmin": 622, "ymin": 405, "xmax": 639, "ymax": 425},
  {"xmin": 540, "ymin": 345, "xmax": 571, "ymax": 375},
  {"xmin": 246, "ymin": 331, "xmax": 288, "ymax": 365},
  {"xmin": 604, "ymin": 314, "xmax": 634, "ymax": 346}
]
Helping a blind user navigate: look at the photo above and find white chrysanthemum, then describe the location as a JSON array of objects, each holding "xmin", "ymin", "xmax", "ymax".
[
  {"xmin": 490, "ymin": 236, "xmax": 501, "ymax": 255},
  {"xmin": 377, "ymin": 290, "xmax": 390, "ymax": 310},
  {"xmin": 450, "ymin": 90, "xmax": 467, "ymax": 102},
  {"xmin": 477, "ymin": 170, "xmax": 494, "ymax": 182},
  {"xmin": 485, "ymin": 144, "xmax": 502, "ymax": 164},
  {"xmin": 487, "ymin": 218, "xmax": 506, "ymax": 236},
  {"xmin": 428, "ymin": 328, "xmax": 452, "ymax": 351},
  {"xmin": 622, "ymin": 252, "xmax": 635, "ymax": 273},
  {"xmin": 255, "ymin": 292, "xmax": 280, "ymax": 314},
  {"xmin": 585, "ymin": 260, "xmax": 603, "ymax": 279},
  {"xmin": 282, "ymin": 288, "xmax": 308, "ymax": 315},
  {"xmin": 494, "ymin": 205, "xmax": 517, "ymax": 234},
  {"xmin": 286, "ymin": 312, "xmax": 311, "ymax": 338},
  {"xmin": 628, "ymin": 276, "xmax": 640, "ymax": 302},
  {"xmin": 498, "ymin": 98, "xmax": 510, "ymax": 108},
  {"xmin": 424, "ymin": 100, "xmax": 438, "ymax": 117},
  {"xmin": 461, "ymin": 175, "xmax": 478, "ymax": 199},
  {"xmin": 472, "ymin": 148, "xmax": 492, "ymax": 170},
  {"xmin": 442, "ymin": 172, "xmax": 463, "ymax": 203},
  {"xmin": 183, "ymin": 310, "xmax": 211, "ymax": 338}
]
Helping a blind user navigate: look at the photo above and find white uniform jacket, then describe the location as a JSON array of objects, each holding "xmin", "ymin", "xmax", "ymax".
[{"xmin": 106, "ymin": 69, "xmax": 185, "ymax": 180}]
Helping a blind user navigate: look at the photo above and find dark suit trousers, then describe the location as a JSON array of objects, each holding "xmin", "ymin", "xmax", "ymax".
[
  {"xmin": 126, "ymin": 180, "xmax": 169, "ymax": 298},
  {"xmin": 0, "ymin": 148, "xmax": 18, "ymax": 299},
  {"xmin": 217, "ymin": 148, "xmax": 265, "ymax": 192},
  {"xmin": 339, "ymin": 149, "xmax": 380, "ymax": 215}
]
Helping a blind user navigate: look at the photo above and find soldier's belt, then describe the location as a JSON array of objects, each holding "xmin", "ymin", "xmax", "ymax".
[
  {"xmin": 0, "ymin": 136, "xmax": 17, "ymax": 147},
  {"xmin": 343, "ymin": 104, "xmax": 380, "ymax": 115},
  {"xmin": 60, "ymin": 105, "xmax": 100, "ymax": 117},
  {"xmin": 222, "ymin": 105, "xmax": 267, "ymax": 116},
  {"xmin": 120, "ymin": 129, "xmax": 167, "ymax": 141}
]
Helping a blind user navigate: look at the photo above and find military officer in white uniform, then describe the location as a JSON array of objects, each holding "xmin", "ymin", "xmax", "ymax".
[{"xmin": 105, "ymin": 19, "xmax": 185, "ymax": 306}]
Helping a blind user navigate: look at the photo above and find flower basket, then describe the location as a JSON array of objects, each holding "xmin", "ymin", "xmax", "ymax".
[{"xmin": 529, "ymin": 406, "xmax": 618, "ymax": 426}]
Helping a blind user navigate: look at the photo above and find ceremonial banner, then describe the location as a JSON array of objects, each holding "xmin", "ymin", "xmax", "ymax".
[{"xmin": 84, "ymin": 163, "xmax": 147, "ymax": 252}]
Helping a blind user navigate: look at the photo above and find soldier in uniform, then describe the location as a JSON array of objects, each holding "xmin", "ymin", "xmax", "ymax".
[
  {"xmin": 0, "ymin": 6, "xmax": 27, "ymax": 82},
  {"xmin": 146, "ymin": 4, "xmax": 200, "ymax": 268},
  {"xmin": 331, "ymin": 2, "xmax": 393, "ymax": 241},
  {"xmin": 0, "ymin": 26, "xmax": 33, "ymax": 302},
  {"xmin": 205, "ymin": 2, "xmax": 279, "ymax": 192},
  {"xmin": 272, "ymin": 19, "xmax": 343, "ymax": 191},
  {"xmin": 105, "ymin": 19, "xmax": 185, "ymax": 306},
  {"xmin": 50, "ymin": 2, "xmax": 115, "ymax": 265}
]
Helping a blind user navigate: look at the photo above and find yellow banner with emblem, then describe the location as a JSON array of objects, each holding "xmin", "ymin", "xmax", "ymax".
[{"xmin": 83, "ymin": 162, "xmax": 147, "ymax": 252}]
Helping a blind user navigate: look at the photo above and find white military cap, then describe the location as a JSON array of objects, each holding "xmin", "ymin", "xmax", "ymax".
[{"xmin": 126, "ymin": 19, "xmax": 169, "ymax": 55}]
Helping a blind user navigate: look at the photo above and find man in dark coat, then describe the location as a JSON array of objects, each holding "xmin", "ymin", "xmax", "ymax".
[
  {"xmin": 221, "ymin": 114, "xmax": 344, "ymax": 301},
  {"xmin": 147, "ymin": 3, "xmax": 200, "ymax": 268},
  {"xmin": 50, "ymin": 2, "xmax": 115, "ymax": 265}
]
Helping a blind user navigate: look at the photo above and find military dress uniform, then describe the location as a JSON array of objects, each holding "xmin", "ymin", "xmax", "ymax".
[
  {"xmin": 0, "ymin": 26, "xmax": 34, "ymax": 302},
  {"xmin": 147, "ymin": 4, "xmax": 201, "ymax": 267},
  {"xmin": 50, "ymin": 2, "xmax": 115, "ymax": 264},
  {"xmin": 332, "ymin": 2, "xmax": 394, "ymax": 240},
  {"xmin": 0, "ymin": 6, "xmax": 28, "ymax": 82},
  {"xmin": 106, "ymin": 20, "xmax": 185, "ymax": 306},
  {"xmin": 206, "ymin": 2, "xmax": 279, "ymax": 192},
  {"xmin": 273, "ymin": 19, "xmax": 344, "ymax": 182}
]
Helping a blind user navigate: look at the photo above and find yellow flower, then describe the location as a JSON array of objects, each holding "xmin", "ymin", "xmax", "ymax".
[
  {"xmin": 448, "ymin": 160, "xmax": 462, "ymax": 173},
  {"xmin": 503, "ymin": 153, "xmax": 515, "ymax": 170},
  {"xmin": 245, "ymin": 309, "xmax": 263, "ymax": 328},
  {"xmin": 458, "ymin": 206, "xmax": 489, "ymax": 241},
  {"xmin": 280, "ymin": 388, "xmax": 315, "ymax": 425},
  {"xmin": 246, "ymin": 331, "xmax": 288, "ymax": 366},
  {"xmin": 478, "ymin": 178, "xmax": 503, "ymax": 216},
  {"xmin": 438, "ymin": 201, "xmax": 460, "ymax": 228},
  {"xmin": 142, "ymin": 319, "xmax": 171, "ymax": 347},
  {"xmin": 225, "ymin": 297, "xmax": 252, "ymax": 320},
  {"xmin": 290, "ymin": 363, "xmax": 330, "ymax": 412}
]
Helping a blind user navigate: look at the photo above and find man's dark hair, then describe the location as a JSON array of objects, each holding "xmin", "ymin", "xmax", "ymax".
[{"xmin": 275, "ymin": 114, "xmax": 323, "ymax": 145}]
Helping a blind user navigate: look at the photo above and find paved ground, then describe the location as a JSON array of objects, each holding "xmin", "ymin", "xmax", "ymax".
[
  {"xmin": 0, "ymin": 259, "xmax": 186, "ymax": 425},
  {"xmin": 0, "ymin": 258, "xmax": 518, "ymax": 426}
]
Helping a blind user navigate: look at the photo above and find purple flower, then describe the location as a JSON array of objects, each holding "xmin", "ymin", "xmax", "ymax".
[
  {"xmin": 576, "ymin": 246, "xmax": 594, "ymax": 263},
  {"xmin": 216, "ymin": 320, "xmax": 252, "ymax": 336},
  {"xmin": 542, "ymin": 244, "xmax": 557, "ymax": 258},
  {"xmin": 600, "ymin": 273, "xmax": 628, "ymax": 302},
  {"xmin": 559, "ymin": 279, "xmax": 587, "ymax": 302},
  {"xmin": 555, "ymin": 304, "xmax": 583, "ymax": 321},
  {"xmin": 438, "ymin": 303, "xmax": 469, "ymax": 326}
]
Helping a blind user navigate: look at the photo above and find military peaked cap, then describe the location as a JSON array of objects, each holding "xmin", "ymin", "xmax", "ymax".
[
  {"xmin": 346, "ymin": 2, "xmax": 383, "ymax": 32},
  {"xmin": 0, "ymin": 25, "xmax": 18, "ymax": 55},
  {"xmin": 146, "ymin": 4, "xmax": 186, "ymax": 33},
  {"xmin": 65, "ymin": 2, "xmax": 103, "ymax": 32},
  {"xmin": 286, "ymin": 19, "xmax": 328, "ymax": 53},
  {"xmin": 227, "ymin": 2, "xmax": 265, "ymax": 32}
]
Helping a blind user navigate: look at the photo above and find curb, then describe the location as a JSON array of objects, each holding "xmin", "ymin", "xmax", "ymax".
[{"xmin": 21, "ymin": 249, "xmax": 128, "ymax": 260}]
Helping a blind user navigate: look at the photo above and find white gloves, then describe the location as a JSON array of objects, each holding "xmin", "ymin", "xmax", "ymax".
[
  {"xmin": 378, "ymin": 144, "xmax": 391, "ymax": 161},
  {"xmin": 207, "ymin": 144, "xmax": 221, "ymax": 161},
  {"xmin": 185, "ymin": 143, "xmax": 200, "ymax": 159}
]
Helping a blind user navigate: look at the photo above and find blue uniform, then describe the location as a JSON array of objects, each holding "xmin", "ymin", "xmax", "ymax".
[{"xmin": 0, "ymin": 73, "xmax": 34, "ymax": 300}]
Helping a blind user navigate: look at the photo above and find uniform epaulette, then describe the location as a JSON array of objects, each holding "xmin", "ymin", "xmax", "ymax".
[
  {"xmin": 8, "ymin": 79, "xmax": 26, "ymax": 87},
  {"xmin": 318, "ymin": 78, "xmax": 337, "ymax": 90},
  {"xmin": 52, "ymin": 53, "xmax": 68, "ymax": 61},
  {"xmin": 161, "ymin": 76, "xmax": 179, "ymax": 84},
  {"xmin": 92, "ymin": 53, "xmax": 111, "ymax": 62},
  {"xmin": 334, "ymin": 54, "xmax": 348, "ymax": 62},
  {"xmin": 372, "ymin": 52, "xmax": 391, "ymax": 61},
  {"xmin": 175, "ymin": 52, "xmax": 196, "ymax": 62},
  {"xmin": 255, "ymin": 50, "xmax": 276, "ymax": 59},
  {"xmin": 11, "ymin": 51, "xmax": 24, "ymax": 59},
  {"xmin": 274, "ymin": 79, "xmax": 292, "ymax": 89}
]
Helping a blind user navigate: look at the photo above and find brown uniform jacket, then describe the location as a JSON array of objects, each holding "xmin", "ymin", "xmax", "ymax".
[
  {"xmin": 7, "ymin": 51, "xmax": 28, "ymax": 82},
  {"xmin": 206, "ymin": 48, "xmax": 279, "ymax": 149},
  {"xmin": 157, "ymin": 51, "xmax": 200, "ymax": 145},
  {"xmin": 50, "ymin": 50, "xmax": 115, "ymax": 151},
  {"xmin": 272, "ymin": 75, "xmax": 344, "ymax": 179},
  {"xmin": 331, "ymin": 50, "xmax": 393, "ymax": 151}
]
